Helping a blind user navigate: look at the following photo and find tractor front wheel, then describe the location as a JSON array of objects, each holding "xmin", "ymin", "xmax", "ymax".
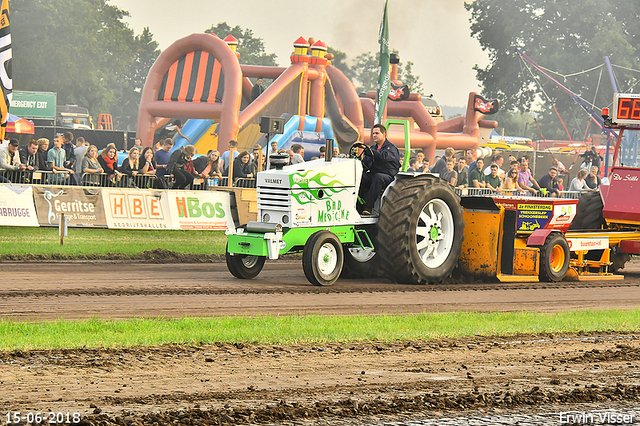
[
  {"xmin": 226, "ymin": 244, "xmax": 266, "ymax": 279},
  {"xmin": 302, "ymin": 231, "xmax": 344, "ymax": 286}
]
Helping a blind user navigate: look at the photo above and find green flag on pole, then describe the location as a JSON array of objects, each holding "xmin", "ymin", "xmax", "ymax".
[{"xmin": 375, "ymin": 0, "xmax": 390, "ymax": 125}]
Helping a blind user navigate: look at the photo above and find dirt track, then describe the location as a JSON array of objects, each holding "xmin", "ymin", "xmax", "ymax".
[
  {"xmin": 1, "ymin": 259, "xmax": 640, "ymax": 425},
  {"xmin": 1, "ymin": 259, "xmax": 640, "ymax": 320}
]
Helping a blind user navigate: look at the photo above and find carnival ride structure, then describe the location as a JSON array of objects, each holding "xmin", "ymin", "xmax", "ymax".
[{"xmin": 136, "ymin": 33, "xmax": 499, "ymax": 159}]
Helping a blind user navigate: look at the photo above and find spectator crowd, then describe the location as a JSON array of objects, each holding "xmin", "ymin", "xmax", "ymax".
[
  {"xmin": 0, "ymin": 133, "xmax": 602, "ymax": 198},
  {"xmin": 0, "ymin": 134, "xmax": 284, "ymax": 190},
  {"xmin": 405, "ymin": 145, "xmax": 603, "ymax": 197}
]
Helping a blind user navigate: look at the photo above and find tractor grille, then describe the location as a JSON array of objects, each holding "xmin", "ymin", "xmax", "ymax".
[{"xmin": 258, "ymin": 187, "xmax": 290, "ymax": 212}]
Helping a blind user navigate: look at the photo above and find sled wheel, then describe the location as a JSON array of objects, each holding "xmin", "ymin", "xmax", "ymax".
[
  {"xmin": 302, "ymin": 231, "xmax": 344, "ymax": 286},
  {"xmin": 538, "ymin": 234, "xmax": 570, "ymax": 282}
]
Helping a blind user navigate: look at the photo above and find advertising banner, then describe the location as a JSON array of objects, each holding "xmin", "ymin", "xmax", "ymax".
[
  {"xmin": 167, "ymin": 190, "xmax": 235, "ymax": 230},
  {"xmin": 101, "ymin": 188, "xmax": 172, "ymax": 229},
  {"xmin": 0, "ymin": 185, "xmax": 39, "ymax": 226},
  {"xmin": 33, "ymin": 186, "xmax": 107, "ymax": 227}
]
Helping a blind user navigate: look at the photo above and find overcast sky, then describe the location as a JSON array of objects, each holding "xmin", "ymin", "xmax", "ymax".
[{"xmin": 108, "ymin": 0, "xmax": 489, "ymax": 107}]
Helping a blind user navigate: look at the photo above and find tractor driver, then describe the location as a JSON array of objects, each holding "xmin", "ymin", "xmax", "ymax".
[{"xmin": 358, "ymin": 124, "xmax": 401, "ymax": 216}]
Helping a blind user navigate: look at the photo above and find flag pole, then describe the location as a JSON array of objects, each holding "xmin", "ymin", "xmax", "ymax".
[
  {"xmin": 374, "ymin": 0, "xmax": 390, "ymax": 125},
  {"xmin": 0, "ymin": 0, "xmax": 12, "ymax": 141}
]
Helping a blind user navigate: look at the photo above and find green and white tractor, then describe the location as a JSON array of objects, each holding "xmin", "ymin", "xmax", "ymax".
[{"xmin": 225, "ymin": 121, "xmax": 465, "ymax": 286}]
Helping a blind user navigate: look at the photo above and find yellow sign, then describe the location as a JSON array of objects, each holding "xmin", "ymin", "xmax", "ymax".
[{"xmin": 517, "ymin": 203, "xmax": 552, "ymax": 211}]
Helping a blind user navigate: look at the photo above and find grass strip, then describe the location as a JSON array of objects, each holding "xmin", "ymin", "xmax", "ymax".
[
  {"xmin": 1, "ymin": 309, "xmax": 639, "ymax": 351},
  {"xmin": 0, "ymin": 226, "xmax": 227, "ymax": 256}
]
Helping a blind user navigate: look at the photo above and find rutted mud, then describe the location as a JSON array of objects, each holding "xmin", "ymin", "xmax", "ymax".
[{"xmin": 2, "ymin": 334, "xmax": 640, "ymax": 425}]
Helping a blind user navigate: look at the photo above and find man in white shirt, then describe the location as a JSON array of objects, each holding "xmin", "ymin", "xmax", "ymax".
[
  {"xmin": 483, "ymin": 153, "xmax": 505, "ymax": 180},
  {"xmin": 0, "ymin": 139, "xmax": 30, "ymax": 182}
]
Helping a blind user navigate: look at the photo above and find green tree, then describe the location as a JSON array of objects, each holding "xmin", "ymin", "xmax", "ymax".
[
  {"xmin": 352, "ymin": 52, "xmax": 379, "ymax": 94},
  {"xmin": 397, "ymin": 60, "xmax": 424, "ymax": 95},
  {"xmin": 465, "ymin": 0, "xmax": 640, "ymax": 139},
  {"xmin": 112, "ymin": 28, "xmax": 160, "ymax": 130},
  {"xmin": 337, "ymin": 50, "xmax": 424, "ymax": 96},
  {"xmin": 204, "ymin": 22, "xmax": 277, "ymax": 66},
  {"xmin": 11, "ymin": 0, "xmax": 159, "ymax": 129},
  {"xmin": 327, "ymin": 47, "xmax": 355, "ymax": 82}
]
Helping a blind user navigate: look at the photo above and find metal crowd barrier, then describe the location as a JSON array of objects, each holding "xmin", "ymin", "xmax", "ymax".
[
  {"xmin": 455, "ymin": 186, "xmax": 587, "ymax": 200},
  {"xmin": 1, "ymin": 169, "xmax": 261, "ymax": 191},
  {"xmin": 0, "ymin": 170, "xmax": 78, "ymax": 186},
  {"xmin": 81, "ymin": 172, "xmax": 155, "ymax": 188},
  {"xmin": 456, "ymin": 187, "xmax": 496, "ymax": 197},
  {"xmin": 0, "ymin": 169, "xmax": 36, "ymax": 184},
  {"xmin": 233, "ymin": 178, "xmax": 257, "ymax": 188}
]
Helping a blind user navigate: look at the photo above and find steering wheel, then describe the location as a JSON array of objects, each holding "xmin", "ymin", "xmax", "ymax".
[{"xmin": 349, "ymin": 142, "xmax": 375, "ymax": 171}]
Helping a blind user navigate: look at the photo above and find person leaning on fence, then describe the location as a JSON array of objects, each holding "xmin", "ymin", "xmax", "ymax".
[
  {"xmin": 36, "ymin": 138, "xmax": 52, "ymax": 171},
  {"xmin": 504, "ymin": 168, "xmax": 525, "ymax": 193},
  {"xmin": 517, "ymin": 156, "xmax": 540, "ymax": 194},
  {"xmin": 194, "ymin": 149, "xmax": 222, "ymax": 186},
  {"xmin": 119, "ymin": 146, "xmax": 143, "ymax": 187},
  {"xmin": 98, "ymin": 143, "xmax": 123, "ymax": 186},
  {"xmin": 155, "ymin": 138, "xmax": 174, "ymax": 179},
  {"xmin": 140, "ymin": 147, "xmax": 167, "ymax": 189},
  {"xmin": 18, "ymin": 139, "xmax": 39, "ymax": 170},
  {"xmin": 230, "ymin": 151, "xmax": 255, "ymax": 183},
  {"xmin": 485, "ymin": 164, "xmax": 503, "ymax": 192},
  {"xmin": 484, "ymin": 153, "xmax": 506, "ymax": 180},
  {"xmin": 81, "ymin": 145, "xmax": 104, "ymax": 186},
  {"xmin": 0, "ymin": 139, "xmax": 31, "ymax": 182},
  {"xmin": 538, "ymin": 167, "xmax": 561, "ymax": 197},
  {"xmin": 569, "ymin": 168, "xmax": 594, "ymax": 192},
  {"xmin": 585, "ymin": 165, "xmax": 601, "ymax": 189},
  {"xmin": 455, "ymin": 157, "xmax": 468, "ymax": 188},
  {"xmin": 469, "ymin": 157, "xmax": 486, "ymax": 188},
  {"xmin": 47, "ymin": 135, "xmax": 75, "ymax": 185},
  {"xmin": 167, "ymin": 144, "xmax": 197, "ymax": 189},
  {"xmin": 441, "ymin": 157, "xmax": 458, "ymax": 187}
]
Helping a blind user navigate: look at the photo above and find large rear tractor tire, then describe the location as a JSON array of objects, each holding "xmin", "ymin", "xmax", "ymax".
[
  {"xmin": 569, "ymin": 191, "xmax": 605, "ymax": 230},
  {"xmin": 377, "ymin": 176, "xmax": 465, "ymax": 284},
  {"xmin": 302, "ymin": 231, "xmax": 344, "ymax": 286},
  {"xmin": 537, "ymin": 233, "xmax": 570, "ymax": 282},
  {"xmin": 226, "ymin": 244, "xmax": 266, "ymax": 279}
]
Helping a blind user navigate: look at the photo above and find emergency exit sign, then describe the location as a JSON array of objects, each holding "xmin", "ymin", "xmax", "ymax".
[{"xmin": 9, "ymin": 91, "xmax": 57, "ymax": 119}]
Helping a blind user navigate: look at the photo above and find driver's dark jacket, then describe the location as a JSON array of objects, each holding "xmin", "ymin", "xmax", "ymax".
[{"xmin": 362, "ymin": 139, "xmax": 401, "ymax": 177}]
